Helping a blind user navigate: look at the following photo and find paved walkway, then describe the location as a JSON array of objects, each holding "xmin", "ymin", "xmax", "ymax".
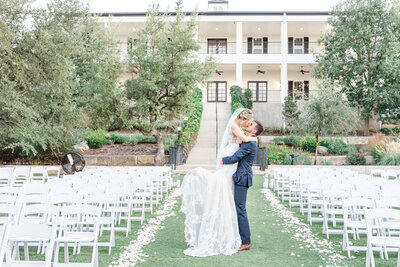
[{"xmin": 184, "ymin": 102, "xmax": 231, "ymax": 167}]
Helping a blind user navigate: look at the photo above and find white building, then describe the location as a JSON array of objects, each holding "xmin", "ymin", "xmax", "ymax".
[{"xmin": 98, "ymin": 1, "xmax": 329, "ymax": 128}]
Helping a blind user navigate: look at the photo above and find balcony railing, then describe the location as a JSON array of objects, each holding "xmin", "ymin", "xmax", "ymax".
[{"xmin": 197, "ymin": 41, "xmax": 323, "ymax": 55}]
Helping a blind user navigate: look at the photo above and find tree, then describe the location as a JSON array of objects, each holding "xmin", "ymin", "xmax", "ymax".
[
  {"xmin": 71, "ymin": 18, "xmax": 123, "ymax": 130},
  {"xmin": 123, "ymin": 1, "xmax": 216, "ymax": 165},
  {"xmin": 287, "ymin": 82, "xmax": 358, "ymax": 164},
  {"xmin": 0, "ymin": 0, "xmax": 122, "ymax": 162},
  {"xmin": 314, "ymin": 0, "xmax": 400, "ymax": 135}
]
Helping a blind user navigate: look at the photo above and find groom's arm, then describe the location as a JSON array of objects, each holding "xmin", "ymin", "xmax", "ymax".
[{"xmin": 222, "ymin": 142, "xmax": 254, "ymax": 165}]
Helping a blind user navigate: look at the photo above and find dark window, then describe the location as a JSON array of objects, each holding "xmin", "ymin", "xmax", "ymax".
[
  {"xmin": 248, "ymin": 81, "xmax": 267, "ymax": 102},
  {"xmin": 288, "ymin": 80, "xmax": 309, "ymax": 100},
  {"xmin": 127, "ymin": 37, "xmax": 137, "ymax": 52},
  {"xmin": 207, "ymin": 82, "xmax": 227, "ymax": 102},
  {"xmin": 207, "ymin": 39, "xmax": 227, "ymax": 54}
]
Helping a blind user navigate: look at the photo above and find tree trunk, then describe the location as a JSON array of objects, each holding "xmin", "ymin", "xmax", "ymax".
[
  {"xmin": 154, "ymin": 132, "xmax": 164, "ymax": 166},
  {"xmin": 314, "ymin": 135, "xmax": 319, "ymax": 165},
  {"xmin": 363, "ymin": 117, "xmax": 370, "ymax": 136}
]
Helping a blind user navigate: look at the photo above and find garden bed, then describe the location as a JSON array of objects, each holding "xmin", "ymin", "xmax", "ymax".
[{"xmin": 83, "ymin": 143, "xmax": 158, "ymax": 156}]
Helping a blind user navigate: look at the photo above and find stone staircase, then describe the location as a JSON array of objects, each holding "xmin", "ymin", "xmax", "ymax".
[{"xmin": 177, "ymin": 102, "xmax": 232, "ymax": 171}]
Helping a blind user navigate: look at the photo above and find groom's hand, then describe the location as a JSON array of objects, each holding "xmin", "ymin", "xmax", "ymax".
[{"xmin": 221, "ymin": 160, "xmax": 223, "ymax": 165}]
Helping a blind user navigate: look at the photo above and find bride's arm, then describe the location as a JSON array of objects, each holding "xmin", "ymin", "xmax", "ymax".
[{"xmin": 231, "ymin": 124, "xmax": 257, "ymax": 142}]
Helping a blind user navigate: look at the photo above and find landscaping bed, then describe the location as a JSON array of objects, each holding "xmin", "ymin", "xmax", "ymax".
[{"xmin": 83, "ymin": 143, "xmax": 158, "ymax": 156}]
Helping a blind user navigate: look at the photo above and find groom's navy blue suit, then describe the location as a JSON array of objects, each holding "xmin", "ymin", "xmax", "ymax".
[{"xmin": 222, "ymin": 141, "xmax": 257, "ymax": 245}]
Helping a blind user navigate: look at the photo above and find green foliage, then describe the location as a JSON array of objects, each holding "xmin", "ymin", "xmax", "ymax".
[
  {"xmin": 177, "ymin": 88, "xmax": 203, "ymax": 147},
  {"xmin": 300, "ymin": 136, "xmax": 317, "ymax": 153},
  {"xmin": 320, "ymin": 138, "xmax": 348, "ymax": 155},
  {"xmin": 319, "ymin": 160, "xmax": 334, "ymax": 165},
  {"xmin": 84, "ymin": 129, "xmax": 107, "ymax": 149},
  {"xmin": 283, "ymin": 151, "xmax": 312, "ymax": 165},
  {"xmin": 162, "ymin": 135, "xmax": 178, "ymax": 153},
  {"xmin": 230, "ymin": 85, "xmax": 253, "ymax": 113},
  {"xmin": 380, "ymin": 127, "xmax": 400, "ymax": 136},
  {"xmin": 272, "ymin": 136, "xmax": 302, "ymax": 148},
  {"xmin": 282, "ymin": 96, "xmax": 300, "ymax": 128},
  {"xmin": 378, "ymin": 153, "xmax": 400, "ymax": 165},
  {"xmin": 106, "ymin": 133, "xmax": 157, "ymax": 145},
  {"xmin": 375, "ymin": 140, "xmax": 400, "ymax": 165},
  {"xmin": 122, "ymin": 2, "xmax": 215, "ymax": 164},
  {"xmin": 345, "ymin": 145, "xmax": 366, "ymax": 165},
  {"xmin": 123, "ymin": 3, "xmax": 215, "ymax": 134},
  {"xmin": 71, "ymin": 19, "xmax": 123, "ymax": 131},
  {"xmin": 314, "ymin": 0, "xmax": 400, "ymax": 133},
  {"xmin": 0, "ymin": 0, "xmax": 122, "ymax": 161},
  {"xmin": 266, "ymin": 144, "xmax": 290, "ymax": 165}
]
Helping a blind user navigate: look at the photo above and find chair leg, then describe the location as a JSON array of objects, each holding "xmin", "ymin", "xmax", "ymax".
[{"xmin": 64, "ymin": 242, "xmax": 69, "ymax": 263}]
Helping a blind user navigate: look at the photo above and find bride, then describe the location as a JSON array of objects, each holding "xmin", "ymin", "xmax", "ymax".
[{"xmin": 180, "ymin": 108, "xmax": 257, "ymax": 257}]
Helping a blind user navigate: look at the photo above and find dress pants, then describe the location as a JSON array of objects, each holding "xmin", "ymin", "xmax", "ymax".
[{"xmin": 234, "ymin": 183, "xmax": 250, "ymax": 245}]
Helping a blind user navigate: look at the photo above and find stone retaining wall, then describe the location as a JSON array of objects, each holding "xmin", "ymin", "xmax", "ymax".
[
  {"xmin": 84, "ymin": 155, "xmax": 155, "ymax": 166},
  {"xmin": 260, "ymin": 136, "xmax": 370, "ymax": 145}
]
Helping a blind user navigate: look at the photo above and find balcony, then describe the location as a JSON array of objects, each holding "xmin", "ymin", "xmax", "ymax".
[{"xmin": 197, "ymin": 40, "xmax": 323, "ymax": 64}]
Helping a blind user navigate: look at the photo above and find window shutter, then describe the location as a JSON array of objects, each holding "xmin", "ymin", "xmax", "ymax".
[
  {"xmin": 247, "ymin": 37, "xmax": 252, "ymax": 54},
  {"xmin": 263, "ymin": 37, "xmax": 268, "ymax": 54},
  {"xmin": 303, "ymin": 37, "xmax": 309, "ymax": 54},
  {"xmin": 288, "ymin": 81, "xmax": 293, "ymax": 99},
  {"xmin": 304, "ymin": 81, "xmax": 309, "ymax": 100},
  {"xmin": 288, "ymin": 37, "xmax": 293, "ymax": 54}
]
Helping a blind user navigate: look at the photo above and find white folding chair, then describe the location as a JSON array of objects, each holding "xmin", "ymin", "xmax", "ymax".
[
  {"xmin": 4, "ymin": 222, "xmax": 56, "ymax": 266},
  {"xmin": 0, "ymin": 168, "xmax": 14, "ymax": 187},
  {"xmin": 12, "ymin": 167, "xmax": 31, "ymax": 187},
  {"xmin": 54, "ymin": 205, "xmax": 101, "ymax": 267},
  {"xmin": 365, "ymin": 208, "xmax": 400, "ymax": 267},
  {"xmin": 29, "ymin": 166, "xmax": 47, "ymax": 183}
]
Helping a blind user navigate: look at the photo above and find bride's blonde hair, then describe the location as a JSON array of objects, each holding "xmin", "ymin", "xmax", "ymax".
[{"xmin": 238, "ymin": 109, "xmax": 253, "ymax": 120}]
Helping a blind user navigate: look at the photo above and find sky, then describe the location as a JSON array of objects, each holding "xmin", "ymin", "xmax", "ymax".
[{"xmin": 34, "ymin": 0, "xmax": 341, "ymax": 13}]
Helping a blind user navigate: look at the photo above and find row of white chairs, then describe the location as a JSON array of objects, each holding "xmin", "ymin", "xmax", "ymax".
[
  {"xmin": 0, "ymin": 166, "xmax": 61, "ymax": 187},
  {"xmin": 0, "ymin": 166, "xmax": 173, "ymax": 266},
  {"xmin": 268, "ymin": 167, "xmax": 400, "ymax": 267}
]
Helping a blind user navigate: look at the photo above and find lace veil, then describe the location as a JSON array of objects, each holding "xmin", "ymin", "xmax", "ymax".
[{"xmin": 215, "ymin": 108, "xmax": 244, "ymax": 169}]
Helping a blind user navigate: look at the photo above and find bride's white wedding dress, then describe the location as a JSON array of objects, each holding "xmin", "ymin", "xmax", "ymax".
[{"xmin": 180, "ymin": 109, "xmax": 244, "ymax": 257}]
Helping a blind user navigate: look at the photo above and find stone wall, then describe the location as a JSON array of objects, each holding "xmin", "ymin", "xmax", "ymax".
[{"xmin": 84, "ymin": 155, "xmax": 155, "ymax": 166}]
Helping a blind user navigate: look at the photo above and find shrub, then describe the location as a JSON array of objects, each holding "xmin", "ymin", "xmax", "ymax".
[
  {"xmin": 320, "ymin": 138, "xmax": 347, "ymax": 155},
  {"xmin": 177, "ymin": 88, "xmax": 203, "ymax": 148},
  {"xmin": 230, "ymin": 85, "xmax": 252, "ymax": 113},
  {"xmin": 376, "ymin": 140, "xmax": 400, "ymax": 165},
  {"xmin": 345, "ymin": 145, "xmax": 366, "ymax": 165},
  {"xmin": 300, "ymin": 136, "xmax": 317, "ymax": 153},
  {"xmin": 106, "ymin": 133, "xmax": 156, "ymax": 145},
  {"xmin": 272, "ymin": 136, "xmax": 302, "ymax": 148},
  {"xmin": 380, "ymin": 126, "xmax": 400, "ymax": 136},
  {"xmin": 84, "ymin": 129, "xmax": 107, "ymax": 148},
  {"xmin": 282, "ymin": 150, "xmax": 312, "ymax": 165},
  {"xmin": 266, "ymin": 144, "xmax": 290, "ymax": 165},
  {"xmin": 378, "ymin": 153, "xmax": 400, "ymax": 165},
  {"xmin": 319, "ymin": 160, "xmax": 334, "ymax": 165},
  {"xmin": 367, "ymin": 133, "xmax": 391, "ymax": 162},
  {"xmin": 163, "ymin": 135, "xmax": 178, "ymax": 153}
]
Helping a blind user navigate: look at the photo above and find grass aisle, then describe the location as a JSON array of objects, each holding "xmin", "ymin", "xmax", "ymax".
[{"xmin": 138, "ymin": 175, "xmax": 329, "ymax": 267}]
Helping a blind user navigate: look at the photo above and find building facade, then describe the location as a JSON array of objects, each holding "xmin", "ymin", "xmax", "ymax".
[{"xmin": 98, "ymin": 2, "xmax": 329, "ymax": 128}]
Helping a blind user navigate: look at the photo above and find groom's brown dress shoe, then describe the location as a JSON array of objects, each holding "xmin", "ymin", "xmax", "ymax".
[{"xmin": 238, "ymin": 244, "xmax": 250, "ymax": 251}]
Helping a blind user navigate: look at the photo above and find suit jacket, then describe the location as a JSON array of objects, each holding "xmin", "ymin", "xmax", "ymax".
[{"xmin": 222, "ymin": 141, "xmax": 257, "ymax": 187}]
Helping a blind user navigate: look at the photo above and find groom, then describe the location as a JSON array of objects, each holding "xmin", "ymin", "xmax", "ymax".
[{"xmin": 221, "ymin": 120, "xmax": 264, "ymax": 252}]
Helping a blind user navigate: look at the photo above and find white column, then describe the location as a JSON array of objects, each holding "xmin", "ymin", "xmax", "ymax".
[
  {"xmin": 236, "ymin": 21, "xmax": 242, "ymax": 55},
  {"xmin": 280, "ymin": 14, "xmax": 288, "ymax": 104},
  {"xmin": 235, "ymin": 22, "xmax": 243, "ymax": 89},
  {"xmin": 281, "ymin": 14, "xmax": 288, "ymax": 128},
  {"xmin": 236, "ymin": 62, "xmax": 242, "ymax": 88}
]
